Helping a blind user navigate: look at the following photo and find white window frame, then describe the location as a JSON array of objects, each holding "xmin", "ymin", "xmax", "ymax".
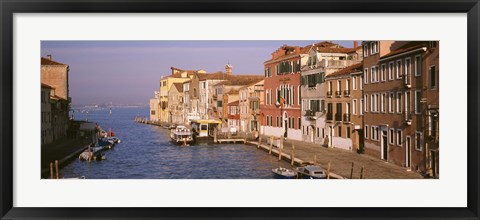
[
  {"xmin": 397, "ymin": 129, "xmax": 402, "ymax": 146},
  {"xmin": 352, "ymin": 99, "xmax": 357, "ymax": 115},
  {"xmin": 370, "ymin": 94, "xmax": 375, "ymax": 112},
  {"xmin": 381, "ymin": 64, "xmax": 386, "ymax": 82},
  {"xmin": 364, "ymin": 68, "xmax": 368, "ymax": 85},
  {"xmin": 365, "ymin": 125, "xmax": 369, "ymax": 139},
  {"xmin": 405, "ymin": 57, "xmax": 411, "ymax": 85},
  {"xmin": 389, "ymin": 92, "xmax": 394, "ymax": 113},
  {"xmin": 414, "ymin": 55, "xmax": 422, "ymax": 77},
  {"xmin": 360, "ymin": 98, "xmax": 364, "ymax": 115},
  {"xmin": 388, "ymin": 62, "xmax": 394, "ymax": 80},
  {"xmin": 364, "ymin": 95, "xmax": 368, "ymax": 113},
  {"xmin": 359, "ymin": 76, "xmax": 363, "ymax": 90},
  {"xmin": 415, "ymin": 131, "xmax": 423, "ymax": 151},
  {"xmin": 353, "ymin": 76, "xmax": 357, "ymax": 90},
  {"xmin": 371, "ymin": 66, "xmax": 376, "ymax": 83},
  {"xmin": 371, "ymin": 126, "xmax": 375, "ymax": 140},
  {"xmin": 415, "ymin": 90, "xmax": 422, "ymax": 115},
  {"xmin": 396, "ymin": 60, "xmax": 402, "ymax": 79},
  {"xmin": 389, "ymin": 128, "xmax": 395, "ymax": 145},
  {"xmin": 396, "ymin": 92, "xmax": 402, "ymax": 113},
  {"xmin": 364, "ymin": 44, "xmax": 369, "ymax": 57},
  {"xmin": 381, "ymin": 93, "xmax": 386, "ymax": 113}
]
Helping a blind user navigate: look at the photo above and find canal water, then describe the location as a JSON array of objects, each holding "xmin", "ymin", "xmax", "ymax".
[{"xmin": 62, "ymin": 106, "xmax": 291, "ymax": 179}]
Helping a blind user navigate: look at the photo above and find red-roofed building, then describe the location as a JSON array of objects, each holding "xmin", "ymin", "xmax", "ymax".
[
  {"xmin": 260, "ymin": 44, "xmax": 308, "ymax": 141},
  {"xmin": 324, "ymin": 63, "xmax": 363, "ymax": 151},
  {"xmin": 227, "ymin": 100, "xmax": 240, "ymax": 130},
  {"xmin": 362, "ymin": 41, "xmax": 439, "ymax": 177}
]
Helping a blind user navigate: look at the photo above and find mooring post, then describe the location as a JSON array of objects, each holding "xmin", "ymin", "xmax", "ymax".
[
  {"xmin": 257, "ymin": 137, "xmax": 261, "ymax": 149},
  {"xmin": 55, "ymin": 160, "xmax": 59, "ymax": 179},
  {"xmin": 88, "ymin": 145, "xmax": 91, "ymax": 162},
  {"xmin": 269, "ymin": 136, "xmax": 273, "ymax": 155},
  {"xmin": 360, "ymin": 166, "xmax": 364, "ymax": 179},
  {"xmin": 314, "ymin": 154, "xmax": 317, "ymax": 165},
  {"xmin": 278, "ymin": 139, "xmax": 283, "ymax": 161},
  {"xmin": 350, "ymin": 162, "xmax": 354, "ymax": 179},
  {"xmin": 291, "ymin": 143, "xmax": 295, "ymax": 166},
  {"xmin": 50, "ymin": 162, "xmax": 53, "ymax": 179},
  {"xmin": 327, "ymin": 161, "xmax": 331, "ymax": 179}
]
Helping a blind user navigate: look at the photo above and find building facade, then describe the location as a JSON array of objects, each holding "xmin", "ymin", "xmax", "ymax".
[
  {"xmin": 362, "ymin": 41, "xmax": 439, "ymax": 175},
  {"xmin": 261, "ymin": 44, "xmax": 308, "ymax": 141},
  {"xmin": 239, "ymin": 80, "xmax": 264, "ymax": 133},
  {"xmin": 41, "ymin": 55, "xmax": 71, "ymax": 143},
  {"xmin": 168, "ymin": 83, "xmax": 184, "ymax": 125},
  {"xmin": 300, "ymin": 41, "xmax": 362, "ymax": 145},
  {"xmin": 324, "ymin": 63, "xmax": 364, "ymax": 151}
]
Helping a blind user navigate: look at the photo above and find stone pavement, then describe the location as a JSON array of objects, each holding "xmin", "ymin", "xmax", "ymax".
[{"xmin": 253, "ymin": 135, "xmax": 423, "ymax": 179}]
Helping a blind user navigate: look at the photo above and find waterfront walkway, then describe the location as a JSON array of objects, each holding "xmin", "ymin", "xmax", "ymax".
[
  {"xmin": 251, "ymin": 135, "xmax": 423, "ymax": 179},
  {"xmin": 41, "ymin": 136, "xmax": 91, "ymax": 178}
]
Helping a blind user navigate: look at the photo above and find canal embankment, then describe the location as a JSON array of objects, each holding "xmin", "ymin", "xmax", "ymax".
[{"xmin": 247, "ymin": 134, "xmax": 424, "ymax": 179}]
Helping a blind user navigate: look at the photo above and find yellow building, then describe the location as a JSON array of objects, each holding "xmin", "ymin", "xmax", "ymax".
[{"xmin": 158, "ymin": 67, "xmax": 205, "ymax": 123}]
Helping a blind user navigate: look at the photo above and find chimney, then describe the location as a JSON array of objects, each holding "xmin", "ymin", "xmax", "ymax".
[
  {"xmin": 47, "ymin": 55, "xmax": 52, "ymax": 60},
  {"xmin": 225, "ymin": 64, "xmax": 232, "ymax": 75},
  {"xmin": 353, "ymin": 41, "xmax": 358, "ymax": 48}
]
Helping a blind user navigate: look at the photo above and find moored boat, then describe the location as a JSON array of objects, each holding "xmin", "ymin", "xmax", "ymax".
[
  {"xmin": 272, "ymin": 167, "xmax": 297, "ymax": 179},
  {"xmin": 295, "ymin": 165, "xmax": 327, "ymax": 179},
  {"xmin": 170, "ymin": 125, "xmax": 194, "ymax": 145}
]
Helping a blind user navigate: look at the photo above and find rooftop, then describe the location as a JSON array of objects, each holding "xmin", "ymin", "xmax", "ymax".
[
  {"xmin": 327, "ymin": 63, "xmax": 363, "ymax": 78},
  {"xmin": 41, "ymin": 57, "xmax": 67, "ymax": 66},
  {"xmin": 381, "ymin": 41, "xmax": 428, "ymax": 60}
]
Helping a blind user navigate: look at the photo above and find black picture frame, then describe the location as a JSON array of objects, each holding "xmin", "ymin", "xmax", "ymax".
[{"xmin": 1, "ymin": 0, "xmax": 479, "ymax": 219}]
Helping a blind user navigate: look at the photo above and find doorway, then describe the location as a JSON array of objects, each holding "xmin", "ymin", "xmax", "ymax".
[
  {"xmin": 406, "ymin": 136, "xmax": 411, "ymax": 168},
  {"xmin": 381, "ymin": 130, "xmax": 388, "ymax": 160}
]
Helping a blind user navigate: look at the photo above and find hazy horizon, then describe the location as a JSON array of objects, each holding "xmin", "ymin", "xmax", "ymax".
[{"xmin": 41, "ymin": 40, "xmax": 354, "ymax": 105}]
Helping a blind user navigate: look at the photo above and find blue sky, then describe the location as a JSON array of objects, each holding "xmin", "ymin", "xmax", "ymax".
[{"xmin": 41, "ymin": 41, "xmax": 354, "ymax": 105}]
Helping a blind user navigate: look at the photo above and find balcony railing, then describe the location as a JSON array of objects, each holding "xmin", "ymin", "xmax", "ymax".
[
  {"xmin": 304, "ymin": 110, "xmax": 316, "ymax": 117},
  {"xmin": 326, "ymin": 91, "xmax": 333, "ymax": 98},
  {"xmin": 335, "ymin": 91, "xmax": 342, "ymax": 98},
  {"xmin": 335, "ymin": 113, "xmax": 342, "ymax": 122},
  {"xmin": 344, "ymin": 90, "xmax": 351, "ymax": 97},
  {"xmin": 326, "ymin": 112, "xmax": 333, "ymax": 122},
  {"xmin": 343, "ymin": 113, "xmax": 351, "ymax": 123}
]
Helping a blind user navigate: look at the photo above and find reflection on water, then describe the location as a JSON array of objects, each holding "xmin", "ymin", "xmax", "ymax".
[{"xmin": 62, "ymin": 107, "xmax": 291, "ymax": 179}]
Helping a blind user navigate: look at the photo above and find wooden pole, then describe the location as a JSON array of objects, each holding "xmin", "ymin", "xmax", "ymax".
[
  {"xmin": 360, "ymin": 166, "xmax": 364, "ymax": 179},
  {"xmin": 350, "ymin": 162, "xmax": 354, "ymax": 179},
  {"xmin": 88, "ymin": 145, "xmax": 91, "ymax": 162},
  {"xmin": 314, "ymin": 155, "xmax": 317, "ymax": 165},
  {"xmin": 327, "ymin": 161, "xmax": 331, "ymax": 179},
  {"xmin": 269, "ymin": 136, "xmax": 273, "ymax": 155},
  {"xmin": 278, "ymin": 139, "xmax": 283, "ymax": 161},
  {"xmin": 55, "ymin": 160, "xmax": 59, "ymax": 179},
  {"xmin": 50, "ymin": 162, "xmax": 53, "ymax": 179},
  {"xmin": 257, "ymin": 137, "xmax": 261, "ymax": 149},
  {"xmin": 291, "ymin": 143, "xmax": 295, "ymax": 166}
]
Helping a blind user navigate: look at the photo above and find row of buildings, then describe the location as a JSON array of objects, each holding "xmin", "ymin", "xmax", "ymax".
[
  {"xmin": 149, "ymin": 41, "xmax": 439, "ymax": 178},
  {"xmin": 41, "ymin": 55, "xmax": 71, "ymax": 146}
]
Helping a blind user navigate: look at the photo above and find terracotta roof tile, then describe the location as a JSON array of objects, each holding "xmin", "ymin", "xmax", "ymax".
[
  {"xmin": 327, "ymin": 63, "xmax": 363, "ymax": 78},
  {"xmin": 227, "ymin": 100, "xmax": 240, "ymax": 106},
  {"xmin": 172, "ymin": 83, "xmax": 183, "ymax": 92}
]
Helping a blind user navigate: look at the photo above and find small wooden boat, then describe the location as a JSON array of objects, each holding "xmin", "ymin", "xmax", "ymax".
[{"xmin": 272, "ymin": 167, "xmax": 297, "ymax": 179}]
